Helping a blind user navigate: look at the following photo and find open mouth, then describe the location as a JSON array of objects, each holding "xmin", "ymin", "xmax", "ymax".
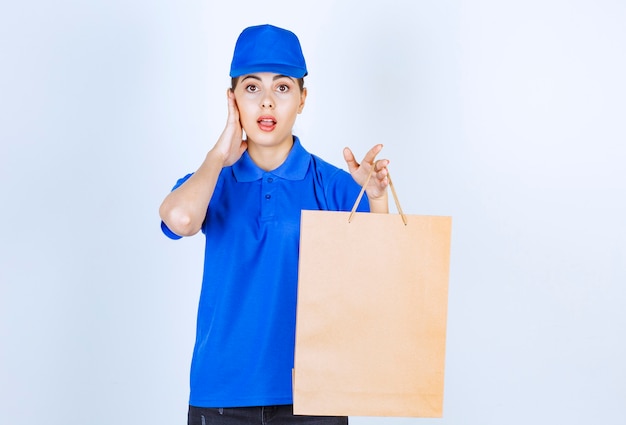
[{"xmin": 257, "ymin": 116, "xmax": 277, "ymax": 131}]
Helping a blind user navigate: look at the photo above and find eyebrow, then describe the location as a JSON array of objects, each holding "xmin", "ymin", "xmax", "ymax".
[{"xmin": 241, "ymin": 74, "xmax": 295, "ymax": 83}]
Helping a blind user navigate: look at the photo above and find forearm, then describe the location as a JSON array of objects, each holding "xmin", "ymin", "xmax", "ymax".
[{"xmin": 159, "ymin": 150, "xmax": 225, "ymax": 236}]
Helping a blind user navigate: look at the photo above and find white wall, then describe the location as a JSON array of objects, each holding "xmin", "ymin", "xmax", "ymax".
[{"xmin": 1, "ymin": 1, "xmax": 624, "ymax": 424}]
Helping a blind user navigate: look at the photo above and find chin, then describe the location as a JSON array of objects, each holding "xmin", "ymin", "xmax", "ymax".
[{"xmin": 249, "ymin": 132, "xmax": 291, "ymax": 147}]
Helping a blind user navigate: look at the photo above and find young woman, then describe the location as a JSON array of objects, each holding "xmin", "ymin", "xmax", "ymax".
[{"xmin": 160, "ymin": 24, "xmax": 390, "ymax": 425}]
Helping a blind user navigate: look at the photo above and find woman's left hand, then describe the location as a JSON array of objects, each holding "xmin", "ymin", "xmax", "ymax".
[{"xmin": 343, "ymin": 144, "xmax": 390, "ymax": 212}]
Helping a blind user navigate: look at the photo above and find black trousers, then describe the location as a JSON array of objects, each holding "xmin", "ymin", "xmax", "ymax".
[{"xmin": 188, "ymin": 405, "xmax": 348, "ymax": 425}]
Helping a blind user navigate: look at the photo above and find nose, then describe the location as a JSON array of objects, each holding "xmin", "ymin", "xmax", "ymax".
[{"xmin": 261, "ymin": 93, "xmax": 274, "ymax": 109}]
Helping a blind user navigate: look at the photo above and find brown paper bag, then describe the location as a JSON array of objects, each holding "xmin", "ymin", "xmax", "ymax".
[{"xmin": 293, "ymin": 173, "xmax": 452, "ymax": 417}]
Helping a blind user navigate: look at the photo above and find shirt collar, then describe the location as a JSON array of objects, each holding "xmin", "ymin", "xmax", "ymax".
[{"xmin": 232, "ymin": 136, "xmax": 311, "ymax": 182}]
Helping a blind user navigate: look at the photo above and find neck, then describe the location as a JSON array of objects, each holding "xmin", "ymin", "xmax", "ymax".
[{"xmin": 246, "ymin": 137, "xmax": 294, "ymax": 171}]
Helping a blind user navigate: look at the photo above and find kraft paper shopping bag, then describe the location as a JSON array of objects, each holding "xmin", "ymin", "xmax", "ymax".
[{"xmin": 293, "ymin": 172, "xmax": 452, "ymax": 417}]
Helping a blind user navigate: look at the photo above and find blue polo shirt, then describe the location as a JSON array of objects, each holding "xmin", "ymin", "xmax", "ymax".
[{"xmin": 162, "ymin": 137, "xmax": 369, "ymax": 408}]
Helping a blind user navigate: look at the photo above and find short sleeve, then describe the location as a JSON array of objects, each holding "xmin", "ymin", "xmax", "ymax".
[{"xmin": 160, "ymin": 173, "xmax": 193, "ymax": 240}]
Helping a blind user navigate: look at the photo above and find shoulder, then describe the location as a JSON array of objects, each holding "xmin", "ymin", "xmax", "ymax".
[
  {"xmin": 310, "ymin": 154, "xmax": 346, "ymax": 178},
  {"xmin": 307, "ymin": 153, "xmax": 367, "ymax": 211},
  {"xmin": 309, "ymin": 154, "xmax": 354, "ymax": 187}
]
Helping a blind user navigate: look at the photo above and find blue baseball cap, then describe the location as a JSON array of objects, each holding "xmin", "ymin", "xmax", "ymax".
[{"xmin": 229, "ymin": 24, "xmax": 308, "ymax": 78}]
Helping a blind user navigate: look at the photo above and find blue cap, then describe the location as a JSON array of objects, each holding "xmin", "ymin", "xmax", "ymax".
[{"xmin": 230, "ymin": 24, "xmax": 308, "ymax": 78}]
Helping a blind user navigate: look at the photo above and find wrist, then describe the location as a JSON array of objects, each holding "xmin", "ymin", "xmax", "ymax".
[
  {"xmin": 367, "ymin": 191, "xmax": 389, "ymax": 213},
  {"xmin": 205, "ymin": 148, "xmax": 228, "ymax": 168}
]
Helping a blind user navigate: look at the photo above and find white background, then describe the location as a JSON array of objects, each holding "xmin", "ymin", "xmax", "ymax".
[{"xmin": 1, "ymin": 1, "xmax": 625, "ymax": 424}]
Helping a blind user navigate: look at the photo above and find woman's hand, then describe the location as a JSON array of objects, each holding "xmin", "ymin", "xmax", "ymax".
[
  {"xmin": 343, "ymin": 144, "xmax": 390, "ymax": 213},
  {"xmin": 211, "ymin": 89, "xmax": 248, "ymax": 167}
]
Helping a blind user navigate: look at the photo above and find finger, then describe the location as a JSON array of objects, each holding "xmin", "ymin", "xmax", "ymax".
[
  {"xmin": 226, "ymin": 89, "xmax": 239, "ymax": 122},
  {"xmin": 361, "ymin": 144, "xmax": 384, "ymax": 166},
  {"xmin": 343, "ymin": 147, "xmax": 359, "ymax": 173},
  {"xmin": 374, "ymin": 159, "xmax": 390, "ymax": 175},
  {"xmin": 369, "ymin": 159, "xmax": 389, "ymax": 187}
]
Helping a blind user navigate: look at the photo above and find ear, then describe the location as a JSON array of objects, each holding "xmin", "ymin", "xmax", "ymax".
[{"xmin": 298, "ymin": 87, "xmax": 308, "ymax": 114}]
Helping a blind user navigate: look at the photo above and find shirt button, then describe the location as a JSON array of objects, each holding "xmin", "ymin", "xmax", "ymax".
[
  {"xmin": 267, "ymin": 177, "xmax": 274, "ymax": 183},
  {"xmin": 265, "ymin": 194, "xmax": 271, "ymax": 199}
]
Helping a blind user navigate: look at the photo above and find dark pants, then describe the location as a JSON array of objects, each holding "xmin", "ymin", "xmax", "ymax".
[{"xmin": 188, "ymin": 405, "xmax": 348, "ymax": 425}]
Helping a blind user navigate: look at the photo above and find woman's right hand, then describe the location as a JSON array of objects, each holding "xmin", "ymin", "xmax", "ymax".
[{"xmin": 211, "ymin": 88, "xmax": 248, "ymax": 167}]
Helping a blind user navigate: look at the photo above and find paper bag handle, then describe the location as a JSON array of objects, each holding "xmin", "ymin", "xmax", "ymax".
[{"xmin": 348, "ymin": 163, "xmax": 408, "ymax": 226}]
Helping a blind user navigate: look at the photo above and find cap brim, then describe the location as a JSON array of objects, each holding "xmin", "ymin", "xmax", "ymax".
[{"xmin": 230, "ymin": 64, "xmax": 307, "ymax": 78}]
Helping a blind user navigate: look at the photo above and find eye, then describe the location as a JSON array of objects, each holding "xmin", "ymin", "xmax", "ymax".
[
  {"xmin": 276, "ymin": 84, "xmax": 290, "ymax": 93},
  {"xmin": 245, "ymin": 84, "xmax": 259, "ymax": 93}
]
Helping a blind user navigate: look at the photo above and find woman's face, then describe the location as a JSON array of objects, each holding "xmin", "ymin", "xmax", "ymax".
[{"xmin": 232, "ymin": 72, "xmax": 307, "ymax": 149}]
